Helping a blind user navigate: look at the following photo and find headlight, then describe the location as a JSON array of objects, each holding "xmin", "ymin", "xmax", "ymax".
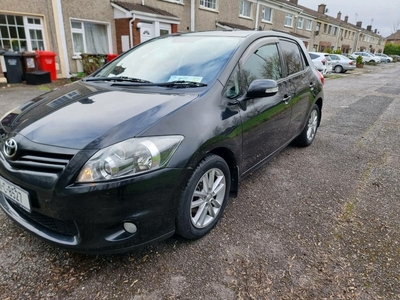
[{"xmin": 77, "ymin": 136, "xmax": 183, "ymax": 182}]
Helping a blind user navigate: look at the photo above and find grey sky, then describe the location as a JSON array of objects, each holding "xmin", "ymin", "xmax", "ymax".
[{"xmin": 296, "ymin": 0, "xmax": 400, "ymax": 37}]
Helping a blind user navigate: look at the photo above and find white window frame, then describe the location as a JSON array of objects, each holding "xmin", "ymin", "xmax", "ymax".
[
  {"xmin": 25, "ymin": 16, "xmax": 46, "ymax": 51},
  {"xmin": 70, "ymin": 19, "xmax": 112, "ymax": 55},
  {"xmin": 199, "ymin": 0, "xmax": 217, "ymax": 10},
  {"xmin": 261, "ymin": 6, "xmax": 272, "ymax": 23},
  {"xmin": 284, "ymin": 13, "xmax": 294, "ymax": 27},
  {"xmin": 297, "ymin": 17, "xmax": 303, "ymax": 29},
  {"xmin": 239, "ymin": 0, "xmax": 252, "ymax": 18},
  {"xmin": 305, "ymin": 19, "xmax": 312, "ymax": 31},
  {"xmin": 0, "ymin": 14, "xmax": 46, "ymax": 52}
]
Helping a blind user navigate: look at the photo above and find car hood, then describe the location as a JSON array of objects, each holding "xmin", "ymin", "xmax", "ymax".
[{"xmin": 1, "ymin": 81, "xmax": 198, "ymax": 150}]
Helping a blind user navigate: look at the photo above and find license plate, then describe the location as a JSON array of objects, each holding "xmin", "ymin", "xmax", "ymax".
[{"xmin": 0, "ymin": 176, "xmax": 31, "ymax": 212}]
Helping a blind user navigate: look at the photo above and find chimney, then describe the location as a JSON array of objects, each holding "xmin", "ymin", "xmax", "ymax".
[
  {"xmin": 356, "ymin": 21, "xmax": 362, "ymax": 28},
  {"xmin": 367, "ymin": 25, "xmax": 372, "ymax": 31},
  {"xmin": 344, "ymin": 15, "xmax": 348, "ymax": 23},
  {"xmin": 337, "ymin": 11, "xmax": 342, "ymax": 20},
  {"xmin": 289, "ymin": 0, "xmax": 298, "ymax": 4},
  {"xmin": 318, "ymin": 4, "xmax": 326, "ymax": 14}
]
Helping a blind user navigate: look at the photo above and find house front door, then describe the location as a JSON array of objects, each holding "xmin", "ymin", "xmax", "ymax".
[{"xmin": 140, "ymin": 23, "xmax": 155, "ymax": 43}]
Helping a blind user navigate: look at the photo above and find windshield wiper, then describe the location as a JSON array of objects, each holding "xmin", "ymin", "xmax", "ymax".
[
  {"xmin": 84, "ymin": 76, "xmax": 153, "ymax": 83},
  {"xmin": 110, "ymin": 80, "xmax": 207, "ymax": 88}
]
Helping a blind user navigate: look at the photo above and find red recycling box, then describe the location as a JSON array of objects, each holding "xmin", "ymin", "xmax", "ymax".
[{"xmin": 107, "ymin": 53, "xmax": 118, "ymax": 62}]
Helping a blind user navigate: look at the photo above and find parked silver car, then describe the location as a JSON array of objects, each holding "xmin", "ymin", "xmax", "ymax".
[
  {"xmin": 308, "ymin": 52, "xmax": 333, "ymax": 76},
  {"xmin": 329, "ymin": 54, "xmax": 356, "ymax": 73},
  {"xmin": 350, "ymin": 52, "xmax": 381, "ymax": 63},
  {"xmin": 374, "ymin": 53, "xmax": 393, "ymax": 63}
]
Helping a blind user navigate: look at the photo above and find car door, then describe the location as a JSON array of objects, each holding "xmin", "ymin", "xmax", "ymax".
[
  {"xmin": 279, "ymin": 39, "xmax": 316, "ymax": 139},
  {"xmin": 228, "ymin": 38, "xmax": 292, "ymax": 174}
]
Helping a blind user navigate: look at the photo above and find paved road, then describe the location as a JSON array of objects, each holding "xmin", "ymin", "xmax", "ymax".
[{"xmin": 0, "ymin": 64, "xmax": 399, "ymax": 299}]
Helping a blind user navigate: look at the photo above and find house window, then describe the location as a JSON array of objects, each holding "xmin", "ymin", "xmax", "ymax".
[
  {"xmin": 0, "ymin": 14, "xmax": 45, "ymax": 51},
  {"xmin": 323, "ymin": 24, "xmax": 327, "ymax": 33},
  {"xmin": 285, "ymin": 13, "xmax": 293, "ymax": 27},
  {"xmin": 71, "ymin": 20, "xmax": 109, "ymax": 54},
  {"xmin": 200, "ymin": 0, "xmax": 217, "ymax": 10},
  {"xmin": 316, "ymin": 22, "xmax": 321, "ymax": 31},
  {"xmin": 334, "ymin": 27, "xmax": 338, "ymax": 36},
  {"xmin": 262, "ymin": 6, "xmax": 272, "ymax": 22},
  {"xmin": 297, "ymin": 17, "xmax": 303, "ymax": 29},
  {"xmin": 239, "ymin": 1, "xmax": 252, "ymax": 18},
  {"xmin": 305, "ymin": 19, "xmax": 312, "ymax": 30},
  {"xmin": 328, "ymin": 25, "xmax": 332, "ymax": 34}
]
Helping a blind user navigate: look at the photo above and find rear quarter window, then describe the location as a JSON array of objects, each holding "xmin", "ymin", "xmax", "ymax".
[{"xmin": 309, "ymin": 53, "xmax": 318, "ymax": 59}]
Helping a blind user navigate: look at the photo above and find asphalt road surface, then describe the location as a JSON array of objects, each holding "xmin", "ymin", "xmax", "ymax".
[{"xmin": 0, "ymin": 63, "xmax": 399, "ymax": 299}]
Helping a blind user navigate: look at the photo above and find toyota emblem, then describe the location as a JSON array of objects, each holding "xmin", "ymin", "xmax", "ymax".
[{"xmin": 3, "ymin": 138, "xmax": 18, "ymax": 158}]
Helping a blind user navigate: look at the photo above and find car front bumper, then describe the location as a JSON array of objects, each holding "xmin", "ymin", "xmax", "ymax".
[{"xmin": 0, "ymin": 167, "xmax": 190, "ymax": 254}]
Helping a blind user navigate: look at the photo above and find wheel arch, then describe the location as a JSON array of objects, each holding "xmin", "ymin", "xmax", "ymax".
[{"xmin": 208, "ymin": 147, "xmax": 239, "ymax": 198}]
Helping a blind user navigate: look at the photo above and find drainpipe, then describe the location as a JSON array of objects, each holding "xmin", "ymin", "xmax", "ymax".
[
  {"xmin": 190, "ymin": 0, "xmax": 195, "ymax": 31},
  {"xmin": 141, "ymin": 0, "xmax": 144, "ymax": 5},
  {"xmin": 129, "ymin": 14, "xmax": 136, "ymax": 48},
  {"xmin": 53, "ymin": 0, "xmax": 70, "ymax": 78},
  {"xmin": 255, "ymin": 0, "xmax": 260, "ymax": 30}
]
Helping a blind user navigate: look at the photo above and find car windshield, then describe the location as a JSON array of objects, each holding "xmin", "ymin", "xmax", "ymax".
[{"xmin": 94, "ymin": 35, "xmax": 243, "ymax": 85}]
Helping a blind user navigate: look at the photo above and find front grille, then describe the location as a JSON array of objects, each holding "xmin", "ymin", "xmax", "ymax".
[
  {"xmin": 7, "ymin": 199, "xmax": 78, "ymax": 237},
  {"xmin": 8, "ymin": 151, "xmax": 73, "ymax": 173}
]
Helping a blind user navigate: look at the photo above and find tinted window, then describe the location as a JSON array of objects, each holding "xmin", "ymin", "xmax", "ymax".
[
  {"xmin": 309, "ymin": 53, "xmax": 318, "ymax": 59},
  {"xmin": 223, "ymin": 43, "xmax": 282, "ymax": 99},
  {"xmin": 280, "ymin": 40, "xmax": 304, "ymax": 75},
  {"xmin": 240, "ymin": 43, "xmax": 282, "ymax": 89}
]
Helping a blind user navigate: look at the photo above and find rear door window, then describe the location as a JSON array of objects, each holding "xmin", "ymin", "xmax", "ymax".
[{"xmin": 279, "ymin": 40, "xmax": 305, "ymax": 76}]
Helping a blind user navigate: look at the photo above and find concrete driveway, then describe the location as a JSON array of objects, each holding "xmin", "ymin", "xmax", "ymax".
[{"xmin": 0, "ymin": 63, "xmax": 399, "ymax": 299}]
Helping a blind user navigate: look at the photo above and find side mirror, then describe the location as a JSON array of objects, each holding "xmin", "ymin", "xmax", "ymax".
[
  {"xmin": 233, "ymin": 79, "xmax": 279, "ymax": 111},
  {"xmin": 246, "ymin": 79, "xmax": 279, "ymax": 98}
]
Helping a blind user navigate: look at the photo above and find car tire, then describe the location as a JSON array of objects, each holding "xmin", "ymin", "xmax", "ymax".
[
  {"xmin": 334, "ymin": 65, "xmax": 343, "ymax": 73},
  {"xmin": 295, "ymin": 104, "xmax": 320, "ymax": 147},
  {"xmin": 176, "ymin": 154, "xmax": 231, "ymax": 240}
]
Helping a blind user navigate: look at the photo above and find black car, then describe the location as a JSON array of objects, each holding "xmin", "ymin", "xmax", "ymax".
[{"xmin": 0, "ymin": 31, "xmax": 323, "ymax": 254}]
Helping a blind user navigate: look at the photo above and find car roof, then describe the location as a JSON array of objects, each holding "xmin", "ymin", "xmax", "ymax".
[{"xmin": 176, "ymin": 30, "xmax": 301, "ymax": 40}]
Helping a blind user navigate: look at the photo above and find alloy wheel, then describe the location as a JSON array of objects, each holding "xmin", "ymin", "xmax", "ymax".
[
  {"xmin": 307, "ymin": 109, "xmax": 318, "ymax": 141},
  {"xmin": 190, "ymin": 168, "xmax": 226, "ymax": 229}
]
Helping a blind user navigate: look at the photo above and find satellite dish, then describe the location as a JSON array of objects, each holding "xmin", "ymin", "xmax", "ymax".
[{"xmin": 325, "ymin": 8, "xmax": 329, "ymax": 13}]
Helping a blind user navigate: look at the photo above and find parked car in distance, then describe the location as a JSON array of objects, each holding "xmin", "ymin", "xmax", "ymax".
[
  {"xmin": 374, "ymin": 53, "xmax": 393, "ymax": 63},
  {"xmin": 391, "ymin": 54, "xmax": 400, "ymax": 62},
  {"xmin": 350, "ymin": 51, "xmax": 381, "ymax": 63},
  {"xmin": 308, "ymin": 51, "xmax": 333, "ymax": 76},
  {"xmin": 0, "ymin": 31, "xmax": 323, "ymax": 254},
  {"xmin": 329, "ymin": 54, "xmax": 356, "ymax": 73}
]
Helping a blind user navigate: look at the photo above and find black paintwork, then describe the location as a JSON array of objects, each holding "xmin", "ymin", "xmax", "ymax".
[{"xmin": 0, "ymin": 31, "xmax": 323, "ymax": 253}]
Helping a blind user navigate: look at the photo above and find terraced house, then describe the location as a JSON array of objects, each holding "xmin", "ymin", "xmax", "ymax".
[{"xmin": 0, "ymin": 0, "xmax": 386, "ymax": 80}]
